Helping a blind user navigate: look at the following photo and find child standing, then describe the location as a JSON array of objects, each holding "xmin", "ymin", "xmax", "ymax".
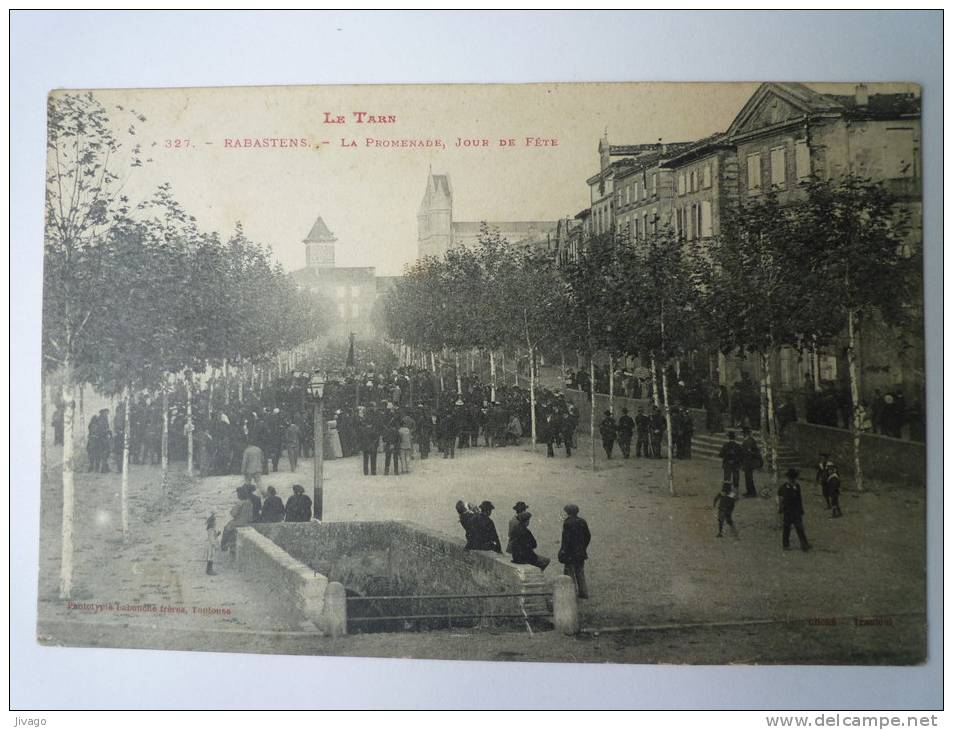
[
  {"xmin": 713, "ymin": 482, "xmax": 739, "ymax": 538},
  {"xmin": 205, "ymin": 513, "xmax": 219, "ymax": 575}
]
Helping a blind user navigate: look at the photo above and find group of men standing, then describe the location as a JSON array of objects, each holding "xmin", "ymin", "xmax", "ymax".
[{"xmin": 596, "ymin": 405, "xmax": 694, "ymax": 460}]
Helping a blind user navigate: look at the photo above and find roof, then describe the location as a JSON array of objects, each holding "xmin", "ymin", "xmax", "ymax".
[
  {"xmin": 452, "ymin": 221, "xmax": 556, "ymax": 235},
  {"xmin": 303, "ymin": 216, "xmax": 336, "ymax": 243},
  {"xmin": 429, "ymin": 174, "xmax": 451, "ymax": 197},
  {"xmin": 827, "ymin": 92, "xmax": 921, "ymax": 117},
  {"xmin": 660, "ymin": 132, "xmax": 731, "ymax": 167}
]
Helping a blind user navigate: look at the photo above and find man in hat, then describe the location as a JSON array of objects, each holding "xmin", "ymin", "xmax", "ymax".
[
  {"xmin": 617, "ymin": 407, "xmax": 635, "ymax": 459},
  {"xmin": 599, "ymin": 410, "xmax": 617, "ymax": 459},
  {"xmin": 285, "ymin": 484, "xmax": 312, "ymax": 522},
  {"xmin": 777, "ymin": 468, "xmax": 811, "ymax": 551},
  {"xmin": 559, "ymin": 504, "xmax": 591, "ymax": 598},
  {"xmin": 469, "ymin": 500, "xmax": 502, "ymax": 553},
  {"xmin": 718, "ymin": 431, "xmax": 743, "ymax": 492},
  {"xmin": 740, "ymin": 427, "xmax": 762, "ymax": 497},
  {"xmin": 509, "ymin": 512, "xmax": 550, "ymax": 571},
  {"xmin": 359, "ymin": 403, "xmax": 381, "ymax": 476},
  {"xmin": 283, "ymin": 419, "xmax": 301, "ymax": 472},
  {"xmin": 649, "ymin": 406, "xmax": 666, "ymax": 458},
  {"xmin": 635, "ymin": 406, "xmax": 650, "ymax": 458},
  {"xmin": 506, "ymin": 501, "xmax": 530, "ymax": 554}
]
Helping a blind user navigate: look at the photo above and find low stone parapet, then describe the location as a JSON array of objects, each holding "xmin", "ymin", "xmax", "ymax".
[{"xmin": 235, "ymin": 526, "xmax": 330, "ymax": 632}]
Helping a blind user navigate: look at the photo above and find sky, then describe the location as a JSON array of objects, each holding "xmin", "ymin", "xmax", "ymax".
[{"xmin": 57, "ymin": 82, "xmax": 909, "ymax": 276}]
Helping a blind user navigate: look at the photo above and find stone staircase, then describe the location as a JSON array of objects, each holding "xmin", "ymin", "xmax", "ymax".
[{"xmin": 692, "ymin": 431, "xmax": 802, "ymax": 470}]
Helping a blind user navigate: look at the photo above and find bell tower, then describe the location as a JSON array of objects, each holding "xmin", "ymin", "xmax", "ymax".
[
  {"xmin": 304, "ymin": 216, "xmax": 337, "ymax": 269},
  {"xmin": 417, "ymin": 171, "xmax": 453, "ymax": 259}
]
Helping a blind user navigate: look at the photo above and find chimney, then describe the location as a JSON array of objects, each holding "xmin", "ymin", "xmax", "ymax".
[{"xmin": 855, "ymin": 83, "xmax": 869, "ymax": 107}]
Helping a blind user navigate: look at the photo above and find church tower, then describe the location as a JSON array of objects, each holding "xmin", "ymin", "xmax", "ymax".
[
  {"xmin": 417, "ymin": 172, "xmax": 453, "ymax": 259},
  {"xmin": 304, "ymin": 216, "xmax": 337, "ymax": 269}
]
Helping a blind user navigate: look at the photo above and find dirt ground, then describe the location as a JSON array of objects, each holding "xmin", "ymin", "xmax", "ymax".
[{"xmin": 37, "ymin": 410, "xmax": 926, "ymax": 664}]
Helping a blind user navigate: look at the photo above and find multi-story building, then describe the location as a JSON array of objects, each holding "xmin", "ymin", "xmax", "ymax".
[
  {"xmin": 417, "ymin": 172, "xmax": 556, "ymax": 259},
  {"xmin": 662, "ymin": 133, "xmax": 738, "ymax": 244},
  {"xmin": 291, "ymin": 216, "xmax": 384, "ymax": 339}
]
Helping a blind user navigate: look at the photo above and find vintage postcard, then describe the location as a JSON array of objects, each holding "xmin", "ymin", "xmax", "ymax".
[{"xmin": 39, "ymin": 82, "xmax": 925, "ymax": 665}]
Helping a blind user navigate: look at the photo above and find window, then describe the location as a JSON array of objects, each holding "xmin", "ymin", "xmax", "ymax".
[
  {"xmin": 677, "ymin": 173, "xmax": 686, "ymax": 196},
  {"xmin": 350, "ymin": 284, "xmax": 361, "ymax": 299},
  {"xmin": 702, "ymin": 163, "xmax": 713, "ymax": 189},
  {"xmin": 770, "ymin": 146, "xmax": 786, "ymax": 188},
  {"xmin": 634, "ymin": 180, "xmax": 640, "ymax": 201},
  {"xmin": 643, "ymin": 214, "xmax": 649, "ymax": 237},
  {"xmin": 337, "ymin": 303, "xmax": 346, "ymax": 319},
  {"xmin": 650, "ymin": 209, "xmax": 657, "ymax": 235},
  {"xmin": 650, "ymin": 173, "xmax": 657, "ymax": 195},
  {"xmin": 336, "ymin": 285, "xmax": 346, "ymax": 299},
  {"xmin": 689, "ymin": 170, "xmax": 697, "ymax": 192},
  {"xmin": 623, "ymin": 185, "xmax": 630, "ymax": 205},
  {"xmin": 746, "ymin": 153, "xmax": 762, "ymax": 194},
  {"xmin": 795, "ymin": 140, "xmax": 811, "ymax": 181},
  {"xmin": 351, "ymin": 302, "xmax": 360, "ymax": 318},
  {"xmin": 701, "ymin": 200, "xmax": 713, "ymax": 237},
  {"xmin": 617, "ymin": 189, "xmax": 624, "ymax": 207},
  {"xmin": 635, "ymin": 218, "xmax": 641, "ymax": 240}
]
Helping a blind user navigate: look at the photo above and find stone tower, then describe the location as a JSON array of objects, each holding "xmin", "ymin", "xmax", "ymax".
[
  {"xmin": 304, "ymin": 216, "xmax": 337, "ymax": 269},
  {"xmin": 417, "ymin": 172, "xmax": 453, "ymax": 259}
]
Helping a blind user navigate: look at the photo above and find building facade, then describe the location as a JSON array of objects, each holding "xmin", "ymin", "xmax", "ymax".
[{"xmin": 417, "ymin": 172, "xmax": 556, "ymax": 259}]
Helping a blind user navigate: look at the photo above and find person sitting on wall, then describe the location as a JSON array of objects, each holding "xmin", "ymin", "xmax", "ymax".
[
  {"xmin": 284, "ymin": 483, "xmax": 313, "ymax": 522},
  {"xmin": 469, "ymin": 500, "xmax": 502, "ymax": 553},
  {"xmin": 509, "ymin": 512, "xmax": 550, "ymax": 571}
]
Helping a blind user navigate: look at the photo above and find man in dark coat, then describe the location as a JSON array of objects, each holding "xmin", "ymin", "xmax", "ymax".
[
  {"xmin": 740, "ymin": 427, "xmax": 762, "ymax": 497},
  {"xmin": 284, "ymin": 484, "xmax": 312, "ymax": 522},
  {"xmin": 509, "ymin": 512, "xmax": 550, "ymax": 571},
  {"xmin": 649, "ymin": 406, "xmax": 665, "ymax": 458},
  {"xmin": 718, "ymin": 431, "xmax": 743, "ymax": 491},
  {"xmin": 468, "ymin": 500, "xmax": 502, "ymax": 553},
  {"xmin": 617, "ymin": 407, "xmax": 635, "ymax": 459},
  {"xmin": 359, "ymin": 405, "xmax": 381, "ymax": 476},
  {"xmin": 635, "ymin": 407, "xmax": 650, "ymax": 458},
  {"xmin": 244, "ymin": 482, "xmax": 262, "ymax": 523},
  {"xmin": 559, "ymin": 504, "xmax": 591, "ymax": 598},
  {"xmin": 598, "ymin": 410, "xmax": 617, "ymax": 459},
  {"xmin": 260, "ymin": 486, "xmax": 285, "ymax": 523},
  {"xmin": 777, "ymin": 468, "xmax": 811, "ymax": 551}
]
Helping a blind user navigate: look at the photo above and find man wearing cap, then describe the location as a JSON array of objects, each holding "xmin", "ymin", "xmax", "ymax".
[
  {"xmin": 559, "ymin": 504, "xmax": 591, "ymax": 598},
  {"xmin": 506, "ymin": 501, "xmax": 530, "ymax": 554},
  {"xmin": 777, "ymin": 468, "xmax": 811, "ymax": 551},
  {"xmin": 469, "ymin": 501, "xmax": 502, "ymax": 553}
]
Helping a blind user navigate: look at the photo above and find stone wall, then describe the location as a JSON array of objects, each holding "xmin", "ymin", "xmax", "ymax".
[
  {"xmin": 254, "ymin": 521, "xmax": 549, "ymax": 616},
  {"xmin": 783, "ymin": 422, "xmax": 926, "ymax": 485},
  {"xmin": 235, "ymin": 527, "xmax": 330, "ymax": 631}
]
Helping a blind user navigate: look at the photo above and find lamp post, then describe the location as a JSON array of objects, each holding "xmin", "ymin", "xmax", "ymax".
[{"xmin": 307, "ymin": 370, "xmax": 326, "ymax": 521}]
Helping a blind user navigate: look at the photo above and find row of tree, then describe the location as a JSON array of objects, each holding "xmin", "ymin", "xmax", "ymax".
[
  {"xmin": 383, "ymin": 176, "xmax": 921, "ymax": 496},
  {"xmin": 43, "ymin": 92, "xmax": 332, "ymax": 598}
]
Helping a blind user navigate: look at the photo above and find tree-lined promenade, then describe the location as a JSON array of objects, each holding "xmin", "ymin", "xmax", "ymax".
[
  {"xmin": 44, "ymin": 92, "xmax": 332, "ymax": 598},
  {"xmin": 382, "ymin": 179, "xmax": 920, "ymax": 497}
]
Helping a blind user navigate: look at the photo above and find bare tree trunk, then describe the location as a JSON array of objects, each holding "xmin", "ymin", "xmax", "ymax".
[
  {"xmin": 759, "ymin": 358, "xmax": 769, "ymax": 455},
  {"xmin": 589, "ymin": 355, "xmax": 596, "ymax": 471},
  {"xmin": 608, "ymin": 354, "xmax": 615, "ymax": 414},
  {"xmin": 59, "ymin": 363, "xmax": 76, "ymax": 599},
  {"xmin": 223, "ymin": 360, "xmax": 230, "ymax": 407},
  {"xmin": 650, "ymin": 355, "xmax": 661, "ymax": 408},
  {"xmin": 186, "ymin": 377, "xmax": 194, "ymax": 477},
  {"xmin": 661, "ymin": 363, "xmax": 676, "ymax": 496},
  {"xmin": 762, "ymin": 351, "xmax": 780, "ymax": 486},
  {"xmin": 529, "ymin": 348, "xmax": 537, "ymax": 452},
  {"xmin": 161, "ymin": 383, "xmax": 169, "ymax": 491},
  {"xmin": 238, "ymin": 355, "xmax": 244, "ymax": 404},
  {"xmin": 121, "ymin": 384, "xmax": 131, "ymax": 539},
  {"xmin": 489, "ymin": 350, "xmax": 497, "ymax": 402},
  {"xmin": 811, "ymin": 334, "xmax": 821, "ymax": 392},
  {"xmin": 455, "ymin": 352, "xmax": 461, "ymax": 394},
  {"xmin": 430, "ymin": 350, "xmax": 436, "ymax": 374},
  {"xmin": 847, "ymin": 310, "xmax": 864, "ymax": 491}
]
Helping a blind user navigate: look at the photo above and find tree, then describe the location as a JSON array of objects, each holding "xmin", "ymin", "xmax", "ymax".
[
  {"xmin": 794, "ymin": 175, "xmax": 918, "ymax": 491},
  {"xmin": 43, "ymin": 92, "xmax": 145, "ymax": 598}
]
